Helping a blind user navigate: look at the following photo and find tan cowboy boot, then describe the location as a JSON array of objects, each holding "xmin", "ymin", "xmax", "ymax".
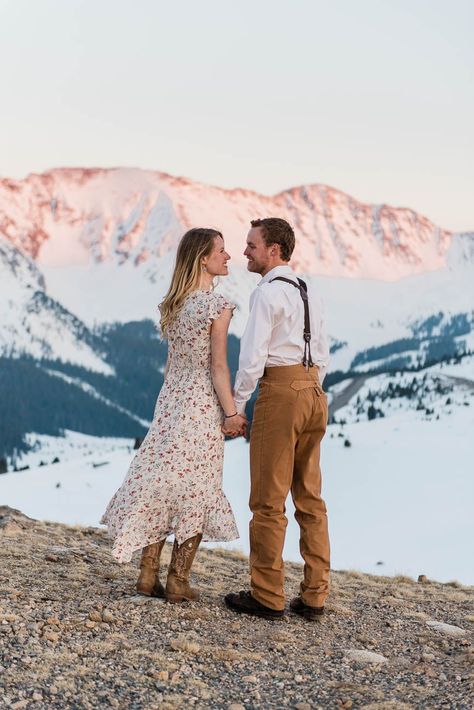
[
  {"xmin": 136, "ymin": 540, "xmax": 166, "ymax": 597},
  {"xmin": 165, "ymin": 534, "xmax": 202, "ymax": 603}
]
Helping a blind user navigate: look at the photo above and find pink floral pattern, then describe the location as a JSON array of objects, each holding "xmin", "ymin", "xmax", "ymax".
[{"xmin": 101, "ymin": 290, "xmax": 239, "ymax": 563}]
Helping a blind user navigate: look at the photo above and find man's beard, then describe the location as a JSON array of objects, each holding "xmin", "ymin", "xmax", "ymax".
[{"xmin": 247, "ymin": 260, "xmax": 265, "ymax": 275}]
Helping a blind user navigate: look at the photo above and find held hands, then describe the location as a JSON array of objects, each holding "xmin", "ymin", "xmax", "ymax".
[{"xmin": 222, "ymin": 413, "xmax": 247, "ymax": 438}]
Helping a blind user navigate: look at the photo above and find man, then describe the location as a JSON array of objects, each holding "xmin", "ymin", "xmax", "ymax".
[{"xmin": 223, "ymin": 217, "xmax": 330, "ymax": 621}]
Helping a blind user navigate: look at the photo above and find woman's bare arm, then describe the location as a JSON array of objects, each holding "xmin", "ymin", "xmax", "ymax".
[{"xmin": 210, "ymin": 308, "xmax": 238, "ymax": 416}]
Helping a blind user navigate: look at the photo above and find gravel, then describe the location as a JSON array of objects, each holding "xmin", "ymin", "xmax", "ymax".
[{"xmin": 0, "ymin": 506, "xmax": 473, "ymax": 709}]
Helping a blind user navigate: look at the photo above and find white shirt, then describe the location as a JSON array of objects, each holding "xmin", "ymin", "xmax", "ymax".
[{"xmin": 234, "ymin": 265, "xmax": 330, "ymax": 415}]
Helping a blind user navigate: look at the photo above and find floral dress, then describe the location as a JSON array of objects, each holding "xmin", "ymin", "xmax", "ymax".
[{"xmin": 101, "ymin": 290, "xmax": 239, "ymax": 563}]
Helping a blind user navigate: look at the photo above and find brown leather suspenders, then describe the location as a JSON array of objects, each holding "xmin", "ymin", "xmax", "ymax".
[{"xmin": 269, "ymin": 276, "xmax": 314, "ymax": 369}]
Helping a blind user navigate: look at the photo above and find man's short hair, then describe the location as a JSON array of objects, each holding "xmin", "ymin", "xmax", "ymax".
[{"xmin": 250, "ymin": 218, "xmax": 295, "ymax": 261}]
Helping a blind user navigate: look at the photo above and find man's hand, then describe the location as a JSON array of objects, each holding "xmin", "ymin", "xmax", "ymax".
[{"xmin": 222, "ymin": 414, "xmax": 247, "ymax": 438}]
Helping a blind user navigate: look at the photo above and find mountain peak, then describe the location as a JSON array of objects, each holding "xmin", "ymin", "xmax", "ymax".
[{"xmin": 0, "ymin": 165, "xmax": 465, "ymax": 280}]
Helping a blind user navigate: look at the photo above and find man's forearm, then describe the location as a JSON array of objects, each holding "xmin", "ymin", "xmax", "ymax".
[
  {"xmin": 234, "ymin": 289, "xmax": 273, "ymax": 414},
  {"xmin": 233, "ymin": 358, "xmax": 266, "ymax": 414},
  {"xmin": 233, "ymin": 369, "xmax": 251, "ymax": 415}
]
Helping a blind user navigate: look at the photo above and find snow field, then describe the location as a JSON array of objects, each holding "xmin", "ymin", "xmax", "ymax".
[{"xmin": 1, "ymin": 407, "xmax": 472, "ymax": 585}]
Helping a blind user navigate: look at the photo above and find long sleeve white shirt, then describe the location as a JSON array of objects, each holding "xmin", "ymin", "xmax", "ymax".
[{"xmin": 233, "ymin": 265, "xmax": 330, "ymax": 415}]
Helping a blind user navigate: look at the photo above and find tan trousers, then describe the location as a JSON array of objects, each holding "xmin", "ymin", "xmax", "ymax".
[{"xmin": 249, "ymin": 364, "xmax": 330, "ymax": 611}]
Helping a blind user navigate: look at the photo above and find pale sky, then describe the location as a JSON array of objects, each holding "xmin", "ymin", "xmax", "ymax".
[{"xmin": 1, "ymin": 0, "xmax": 473, "ymax": 231}]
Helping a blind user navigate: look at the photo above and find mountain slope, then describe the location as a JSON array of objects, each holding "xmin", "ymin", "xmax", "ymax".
[
  {"xmin": 0, "ymin": 167, "xmax": 456, "ymax": 278},
  {"xmin": 0, "ymin": 235, "xmax": 113, "ymax": 373},
  {"xmin": 1, "ymin": 167, "xmax": 472, "ymax": 345},
  {"xmin": 0, "ymin": 322, "xmax": 242, "ymax": 460},
  {"xmin": 0, "ymin": 167, "xmax": 472, "ymax": 459}
]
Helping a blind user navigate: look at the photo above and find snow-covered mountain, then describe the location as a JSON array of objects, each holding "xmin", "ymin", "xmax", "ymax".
[
  {"xmin": 0, "ymin": 166, "xmax": 472, "ymax": 459},
  {"xmin": 1, "ymin": 168, "xmax": 472, "ymax": 584},
  {"xmin": 0, "ymin": 166, "xmax": 455, "ymax": 278},
  {"xmin": 1, "ymin": 166, "xmax": 472, "ymax": 341},
  {"xmin": 0, "ymin": 235, "xmax": 112, "ymax": 373}
]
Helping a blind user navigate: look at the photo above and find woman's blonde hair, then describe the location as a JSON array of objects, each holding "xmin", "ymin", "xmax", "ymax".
[{"xmin": 159, "ymin": 227, "xmax": 222, "ymax": 336}]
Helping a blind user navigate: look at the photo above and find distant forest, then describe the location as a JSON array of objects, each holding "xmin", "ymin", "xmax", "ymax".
[
  {"xmin": 0, "ymin": 320, "xmax": 241, "ymax": 460},
  {"xmin": 0, "ymin": 310, "xmax": 471, "ymax": 460}
]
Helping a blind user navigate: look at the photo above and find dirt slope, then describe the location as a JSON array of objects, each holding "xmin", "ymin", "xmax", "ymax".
[{"xmin": 0, "ymin": 507, "xmax": 472, "ymax": 709}]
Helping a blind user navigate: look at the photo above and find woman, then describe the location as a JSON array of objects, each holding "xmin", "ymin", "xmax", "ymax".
[{"xmin": 101, "ymin": 228, "xmax": 243, "ymax": 603}]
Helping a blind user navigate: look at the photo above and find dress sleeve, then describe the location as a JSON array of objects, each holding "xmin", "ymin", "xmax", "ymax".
[{"xmin": 208, "ymin": 292, "xmax": 235, "ymax": 324}]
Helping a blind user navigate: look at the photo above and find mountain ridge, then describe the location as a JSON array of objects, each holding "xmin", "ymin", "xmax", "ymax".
[
  {"xmin": 4, "ymin": 165, "xmax": 469, "ymax": 232},
  {"xmin": 0, "ymin": 165, "xmax": 462, "ymax": 279},
  {"xmin": 0, "ymin": 166, "xmax": 472, "ymax": 459}
]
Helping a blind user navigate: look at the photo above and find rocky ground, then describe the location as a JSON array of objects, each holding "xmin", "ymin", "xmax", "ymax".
[{"xmin": 0, "ymin": 507, "xmax": 472, "ymax": 710}]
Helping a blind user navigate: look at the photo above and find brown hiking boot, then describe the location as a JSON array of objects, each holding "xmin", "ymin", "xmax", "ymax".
[
  {"xmin": 136, "ymin": 540, "xmax": 166, "ymax": 597},
  {"xmin": 165, "ymin": 534, "xmax": 202, "ymax": 603}
]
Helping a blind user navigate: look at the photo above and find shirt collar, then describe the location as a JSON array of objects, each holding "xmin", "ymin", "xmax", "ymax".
[{"xmin": 258, "ymin": 264, "xmax": 295, "ymax": 287}]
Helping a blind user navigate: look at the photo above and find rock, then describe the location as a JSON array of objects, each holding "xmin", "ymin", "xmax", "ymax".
[
  {"xmin": 42, "ymin": 628, "xmax": 59, "ymax": 642},
  {"xmin": 426, "ymin": 620, "xmax": 466, "ymax": 637},
  {"xmin": 418, "ymin": 574, "xmax": 429, "ymax": 583},
  {"xmin": 11, "ymin": 701, "xmax": 29, "ymax": 709},
  {"xmin": 46, "ymin": 616, "xmax": 61, "ymax": 626},
  {"xmin": 3, "ymin": 613, "xmax": 20, "ymax": 622},
  {"xmin": 242, "ymin": 674, "xmax": 258, "ymax": 683},
  {"xmin": 101, "ymin": 609, "xmax": 114, "ymax": 623},
  {"xmin": 294, "ymin": 703, "xmax": 312, "ymax": 710},
  {"xmin": 0, "ymin": 507, "xmax": 34, "ymax": 536},
  {"xmin": 360, "ymin": 703, "xmax": 413, "ymax": 709},
  {"xmin": 157, "ymin": 670, "xmax": 169, "ymax": 681},
  {"xmin": 88, "ymin": 610, "xmax": 102, "ymax": 622},
  {"xmin": 32, "ymin": 692, "xmax": 42, "ymax": 701},
  {"xmin": 345, "ymin": 649, "xmax": 388, "ymax": 664},
  {"xmin": 127, "ymin": 595, "xmax": 154, "ymax": 604},
  {"xmin": 228, "ymin": 705, "xmax": 246, "ymax": 710},
  {"xmin": 27, "ymin": 622, "xmax": 41, "ymax": 634}
]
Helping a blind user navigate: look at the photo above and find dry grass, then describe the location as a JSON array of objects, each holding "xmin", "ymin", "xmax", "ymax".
[
  {"xmin": 391, "ymin": 575, "xmax": 415, "ymax": 585},
  {"xmin": 170, "ymin": 636, "xmax": 201, "ymax": 654},
  {"xmin": 209, "ymin": 547, "xmax": 247, "ymax": 561}
]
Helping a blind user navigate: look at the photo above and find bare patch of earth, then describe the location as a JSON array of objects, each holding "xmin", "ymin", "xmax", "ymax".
[{"xmin": 0, "ymin": 507, "xmax": 472, "ymax": 709}]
